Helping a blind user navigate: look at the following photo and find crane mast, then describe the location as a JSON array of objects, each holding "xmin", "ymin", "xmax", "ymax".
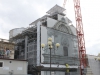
[
  {"xmin": 63, "ymin": 0, "xmax": 86, "ymax": 75},
  {"xmin": 73, "ymin": 0, "xmax": 86, "ymax": 75},
  {"xmin": 63, "ymin": 0, "xmax": 67, "ymax": 8}
]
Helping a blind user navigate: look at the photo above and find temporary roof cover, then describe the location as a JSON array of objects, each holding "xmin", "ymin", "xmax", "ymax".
[{"xmin": 46, "ymin": 5, "xmax": 66, "ymax": 15}]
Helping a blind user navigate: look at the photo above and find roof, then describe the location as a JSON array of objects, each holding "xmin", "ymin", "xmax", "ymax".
[
  {"xmin": 0, "ymin": 58, "xmax": 27, "ymax": 61},
  {"xmin": 46, "ymin": 5, "xmax": 66, "ymax": 15},
  {"xmin": 0, "ymin": 38, "xmax": 9, "ymax": 42},
  {"xmin": 29, "ymin": 18, "xmax": 41, "ymax": 25},
  {"xmin": 0, "ymin": 38, "xmax": 15, "ymax": 45},
  {"xmin": 29, "ymin": 5, "xmax": 66, "ymax": 25}
]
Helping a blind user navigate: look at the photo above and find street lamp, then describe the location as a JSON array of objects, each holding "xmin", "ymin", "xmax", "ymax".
[{"xmin": 41, "ymin": 37, "xmax": 60, "ymax": 75}]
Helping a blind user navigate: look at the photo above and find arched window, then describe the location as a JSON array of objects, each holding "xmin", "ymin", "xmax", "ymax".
[
  {"xmin": 63, "ymin": 47, "xmax": 68, "ymax": 56},
  {"xmin": 58, "ymin": 24, "xmax": 69, "ymax": 33}
]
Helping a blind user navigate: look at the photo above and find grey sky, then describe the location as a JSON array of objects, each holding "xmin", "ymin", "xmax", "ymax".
[{"xmin": 0, "ymin": 0, "xmax": 100, "ymax": 55}]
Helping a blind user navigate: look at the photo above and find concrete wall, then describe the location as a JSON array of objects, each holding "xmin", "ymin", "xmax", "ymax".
[
  {"xmin": 58, "ymin": 14, "xmax": 63, "ymax": 21},
  {"xmin": 0, "ymin": 59, "xmax": 27, "ymax": 75},
  {"xmin": 47, "ymin": 17, "xmax": 57, "ymax": 27},
  {"xmin": 41, "ymin": 26, "xmax": 48, "ymax": 63},
  {"xmin": 87, "ymin": 55, "xmax": 100, "ymax": 75},
  {"xmin": 37, "ymin": 21, "xmax": 41, "ymax": 66}
]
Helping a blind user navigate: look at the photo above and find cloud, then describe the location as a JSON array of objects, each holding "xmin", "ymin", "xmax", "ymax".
[
  {"xmin": 0, "ymin": 0, "xmax": 100, "ymax": 55},
  {"xmin": 87, "ymin": 43, "xmax": 100, "ymax": 55}
]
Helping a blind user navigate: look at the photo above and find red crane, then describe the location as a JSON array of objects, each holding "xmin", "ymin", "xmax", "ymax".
[{"xmin": 63, "ymin": 0, "xmax": 87, "ymax": 75}]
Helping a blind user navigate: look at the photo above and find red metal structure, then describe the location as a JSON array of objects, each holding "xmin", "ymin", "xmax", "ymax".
[
  {"xmin": 63, "ymin": 0, "xmax": 67, "ymax": 8},
  {"xmin": 63, "ymin": 0, "xmax": 87, "ymax": 75}
]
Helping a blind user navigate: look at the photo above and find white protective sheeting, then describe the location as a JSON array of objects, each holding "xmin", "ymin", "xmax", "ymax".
[{"xmin": 69, "ymin": 25, "xmax": 77, "ymax": 35}]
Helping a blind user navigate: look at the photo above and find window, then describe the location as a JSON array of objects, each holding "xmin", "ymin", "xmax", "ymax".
[
  {"xmin": 63, "ymin": 47, "xmax": 68, "ymax": 56},
  {"xmin": 65, "ymin": 72, "xmax": 70, "ymax": 75},
  {"xmin": 42, "ymin": 21, "xmax": 47, "ymax": 27},
  {"xmin": 0, "ymin": 62, "xmax": 3, "ymax": 67}
]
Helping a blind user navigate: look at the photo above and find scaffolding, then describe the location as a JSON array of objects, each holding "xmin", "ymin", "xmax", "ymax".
[
  {"xmin": 9, "ymin": 5, "xmax": 81, "ymax": 75},
  {"xmin": 9, "ymin": 26, "xmax": 38, "ymax": 74}
]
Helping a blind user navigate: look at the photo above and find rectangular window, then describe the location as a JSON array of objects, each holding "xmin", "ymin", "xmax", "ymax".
[
  {"xmin": 65, "ymin": 72, "xmax": 70, "ymax": 75},
  {"xmin": 0, "ymin": 62, "xmax": 3, "ymax": 67},
  {"xmin": 63, "ymin": 47, "xmax": 68, "ymax": 56}
]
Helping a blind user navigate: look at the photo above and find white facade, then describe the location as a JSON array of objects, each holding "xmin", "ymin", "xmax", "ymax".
[{"xmin": 0, "ymin": 59, "xmax": 28, "ymax": 75}]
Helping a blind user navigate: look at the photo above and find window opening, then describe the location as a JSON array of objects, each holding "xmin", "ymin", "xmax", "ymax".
[
  {"xmin": 0, "ymin": 62, "xmax": 3, "ymax": 67},
  {"xmin": 63, "ymin": 47, "xmax": 68, "ymax": 56}
]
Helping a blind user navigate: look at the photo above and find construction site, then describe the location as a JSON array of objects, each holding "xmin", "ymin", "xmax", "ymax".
[
  {"xmin": 9, "ymin": 5, "xmax": 81, "ymax": 75},
  {"xmin": 0, "ymin": 0, "xmax": 100, "ymax": 75}
]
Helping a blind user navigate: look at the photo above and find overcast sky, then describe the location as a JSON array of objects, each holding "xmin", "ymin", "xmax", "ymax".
[{"xmin": 0, "ymin": 0, "xmax": 100, "ymax": 55}]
